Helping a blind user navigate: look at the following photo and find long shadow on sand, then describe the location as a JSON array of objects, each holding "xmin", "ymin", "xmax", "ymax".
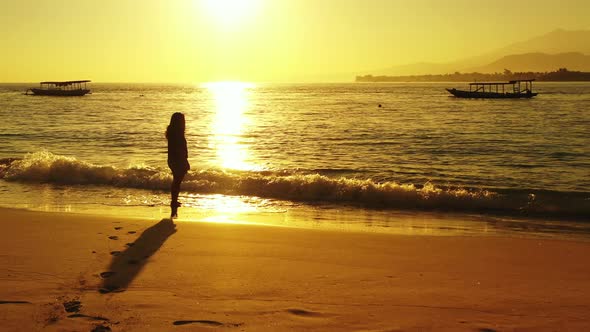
[{"xmin": 100, "ymin": 218, "xmax": 176, "ymax": 293}]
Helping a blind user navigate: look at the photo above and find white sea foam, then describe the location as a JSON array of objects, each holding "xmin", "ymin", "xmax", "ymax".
[
  {"xmin": 4, "ymin": 151, "xmax": 169, "ymax": 189},
  {"xmin": 2, "ymin": 151, "xmax": 589, "ymax": 219}
]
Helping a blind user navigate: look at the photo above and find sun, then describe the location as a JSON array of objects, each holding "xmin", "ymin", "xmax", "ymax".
[{"xmin": 200, "ymin": 0, "xmax": 261, "ymax": 27}]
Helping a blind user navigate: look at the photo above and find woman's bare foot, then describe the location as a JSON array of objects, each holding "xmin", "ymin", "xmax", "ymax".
[{"xmin": 171, "ymin": 202, "xmax": 178, "ymax": 218}]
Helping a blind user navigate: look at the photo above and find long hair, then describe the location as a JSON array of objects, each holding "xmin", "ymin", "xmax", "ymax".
[{"xmin": 166, "ymin": 112, "xmax": 185, "ymax": 139}]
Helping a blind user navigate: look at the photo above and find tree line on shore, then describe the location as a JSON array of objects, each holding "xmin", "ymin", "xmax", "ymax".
[{"xmin": 356, "ymin": 68, "xmax": 590, "ymax": 82}]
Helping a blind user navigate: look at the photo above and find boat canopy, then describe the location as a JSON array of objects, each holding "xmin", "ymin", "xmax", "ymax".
[
  {"xmin": 464, "ymin": 79, "xmax": 535, "ymax": 94},
  {"xmin": 40, "ymin": 80, "xmax": 91, "ymax": 86},
  {"xmin": 508, "ymin": 79, "xmax": 535, "ymax": 84},
  {"xmin": 469, "ymin": 79, "xmax": 535, "ymax": 86}
]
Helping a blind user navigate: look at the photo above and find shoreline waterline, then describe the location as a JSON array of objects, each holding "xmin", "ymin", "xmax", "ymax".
[{"xmin": 2, "ymin": 185, "xmax": 589, "ymax": 241}]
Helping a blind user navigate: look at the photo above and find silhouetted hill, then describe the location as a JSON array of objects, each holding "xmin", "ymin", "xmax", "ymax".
[
  {"xmin": 368, "ymin": 62, "xmax": 459, "ymax": 76},
  {"xmin": 471, "ymin": 52, "xmax": 590, "ymax": 73},
  {"xmin": 368, "ymin": 29, "xmax": 590, "ymax": 76},
  {"xmin": 494, "ymin": 29, "xmax": 590, "ymax": 56},
  {"xmin": 356, "ymin": 68, "xmax": 590, "ymax": 82}
]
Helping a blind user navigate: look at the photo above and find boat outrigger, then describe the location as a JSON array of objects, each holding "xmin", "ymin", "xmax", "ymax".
[
  {"xmin": 446, "ymin": 79, "xmax": 537, "ymax": 99},
  {"xmin": 25, "ymin": 80, "xmax": 91, "ymax": 96}
]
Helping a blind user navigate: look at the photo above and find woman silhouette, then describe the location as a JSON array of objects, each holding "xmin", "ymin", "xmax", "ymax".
[{"xmin": 166, "ymin": 112, "xmax": 190, "ymax": 218}]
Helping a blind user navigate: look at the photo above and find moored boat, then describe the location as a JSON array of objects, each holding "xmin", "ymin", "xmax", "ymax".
[
  {"xmin": 25, "ymin": 80, "xmax": 91, "ymax": 96},
  {"xmin": 447, "ymin": 79, "xmax": 537, "ymax": 98}
]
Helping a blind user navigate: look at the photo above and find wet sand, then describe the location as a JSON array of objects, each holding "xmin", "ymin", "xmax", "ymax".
[{"xmin": 1, "ymin": 207, "xmax": 590, "ymax": 331}]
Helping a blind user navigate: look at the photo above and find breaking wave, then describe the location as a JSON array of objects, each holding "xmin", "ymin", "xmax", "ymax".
[{"xmin": 1, "ymin": 151, "xmax": 589, "ymax": 220}]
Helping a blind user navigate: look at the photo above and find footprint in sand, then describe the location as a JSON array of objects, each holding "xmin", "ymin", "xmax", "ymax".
[
  {"xmin": 127, "ymin": 231, "xmax": 136, "ymax": 234},
  {"xmin": 173, "ymin": 320, "xmax": 242, "ymax": 327},
  {"xmin": 108, "ymin": 236, "xmax": 119, "ymax": 240},
  {"xmin": 125, "ymin": 242, "xmax": 135, "ymax": 247},
  {"xmin": 98, "ymin": 286, "xmax": 124, "ymax": 294},
  {"xmin": 91, "ymin": 325, "xmax": 112, "ymax": 332},
  {"xmin": 109, "ymin": 251, "xmax": 122, "ymax": 256},
  {"xmin": 63, "ymin": 300, "xmax": 82, "ymax": 313},
  {"xmin": 114, "ymin": 227, "xmax": 123, "ymax": 230},
  {"xmin": 0, "ymin": 300, "xmax": 31, "ymax": 305},
  {"xmin": 286, "ymin": 309, "xmax": 322, "ymax": 317},
  {"xmin": 68, "ymin": 313, "xmax": 109, "ymax": 321},
  {"xmin": 99, "ymin": 272, "xmax": 115, "ymax": 279}
]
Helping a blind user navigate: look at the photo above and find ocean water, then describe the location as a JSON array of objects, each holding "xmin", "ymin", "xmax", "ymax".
[{"xmin": 1, "ymin": 82, "xmax": 589, "ymax": 236}]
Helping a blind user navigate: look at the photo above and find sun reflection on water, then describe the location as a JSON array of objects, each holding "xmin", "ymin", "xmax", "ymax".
[
  {"xmin": 204, "ymin": 81, "xmax": 260, "ymax": 171},
  {"xmin": 187, "ymin": 193, "xmax": 261, "ymax": 213},
  {"xmin": 178, "ymin": 193, "xmax": 287, "ymax": 225}
]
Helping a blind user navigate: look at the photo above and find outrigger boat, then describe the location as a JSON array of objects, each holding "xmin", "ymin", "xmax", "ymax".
[
  {"xmin": 25, "ymin": 80, "xmax": 91, "ymax": 96},
  {"xmin": 446, "ymin": 79, "xmax": 537, "ymax": 98}
]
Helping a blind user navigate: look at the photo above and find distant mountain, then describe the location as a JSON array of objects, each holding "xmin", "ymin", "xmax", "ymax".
[
  {"xmin": 368, "ymin": 62, "xmax": 459, "ymax": 76},
  {"xmin": 470, "ymin": 52, "xmax": 590, "ymax": 73},
  {"xmin": 369, "ymin": 29, "xmax": 590, "ymax": 76},
  {"xmin": 492, "ymin": 29, "xmax": 590, "ymax": 56},
  {"xmin": 356, "ymin": 68, "xmax": 590, "ymax": 82}
]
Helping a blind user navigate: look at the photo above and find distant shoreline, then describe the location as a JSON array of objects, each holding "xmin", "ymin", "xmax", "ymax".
[
  {"xmin": 1, "ymin": 79, "xmax": 590, "ymax": 85},
  {"xmin": 356, "ymin": 68, "xmax": 590, "ymax": 82}
]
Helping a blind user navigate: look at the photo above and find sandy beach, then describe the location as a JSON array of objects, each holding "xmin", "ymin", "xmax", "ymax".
[
  {"xmin": 0, "ymin": 208, "xmax": 589, "ymax": 331},
  {"xmin": 3, "ymin": 1, "xmax": 590, "ymax": 331}
]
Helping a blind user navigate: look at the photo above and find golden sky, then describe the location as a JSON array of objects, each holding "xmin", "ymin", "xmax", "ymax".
[{"xmin": 1, "ymin": 0, "xmax": 588, "ymax": 83}]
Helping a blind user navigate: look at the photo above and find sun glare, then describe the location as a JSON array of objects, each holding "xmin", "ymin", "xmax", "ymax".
[
  {"xmin": 204, "ymin": 81, "xmax": 259, "ymax": 171},
  {"xmin": 199, "ymin": 0, "xmax": 261, "ymax": 27}
]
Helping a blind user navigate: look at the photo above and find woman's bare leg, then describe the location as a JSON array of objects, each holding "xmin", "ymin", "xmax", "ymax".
[{"xmin": 170, "ymin": 172, "xmax": 185, "ymax": 218}]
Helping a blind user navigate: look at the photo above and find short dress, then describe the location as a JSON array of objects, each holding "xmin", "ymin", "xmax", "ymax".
[{"xmin": 167, "ymin": 135, "xmax": 190, "ymax": 177}]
